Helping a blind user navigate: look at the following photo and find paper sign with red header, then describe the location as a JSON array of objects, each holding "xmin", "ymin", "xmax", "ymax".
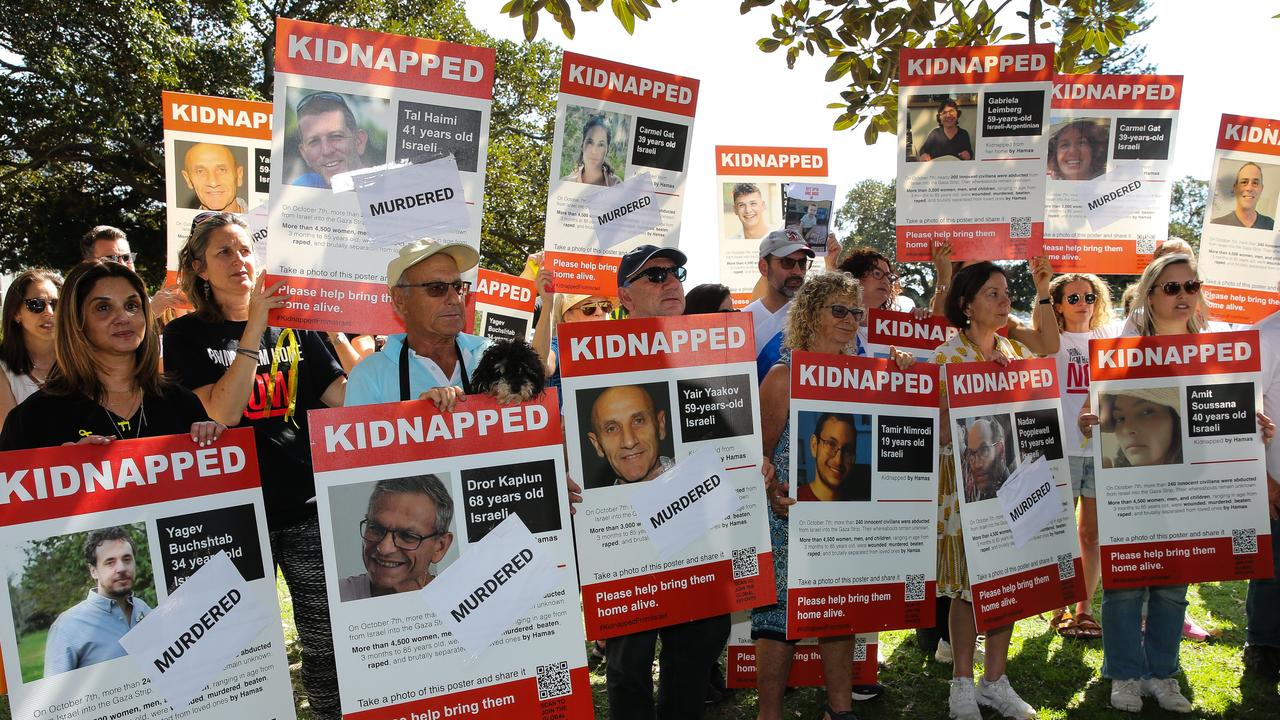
[
  {"xmin": 307, "ymin": 392, "xmax": 594, "ymax": 719},
  {"xmin": 1089, "ymin": 331, "xmax": 1273, "ymax": 588},
  {"xmin": 864, "ymin": 308, "xmax": 959, "ymax": 360},
  {"xmin": 543, "ymin": 53, "xmax": 698, "ymax": 296},
  {"xmin": 725, "ymin": 614, "xmax": 877, "ymax": 689},
  {"xmin": 467, "ymin": 268, "xmax": 536, "ymax": 343},
  {"xmin": 1198, "ymin": 113, "xmax": 1280, "ymax": 324},
  {"xmin": 265, "ymin": 18, "xmax": 494, "ymax": 333},
  {"xmin": 945, "ymin": 358, "xmax": 1083, "ymax": 632},
  {"xmin": 896, "ymin": 44, "xmax": 1053, "ymax": 262},
  {"xmin": 784, "ymin": 352, "xmax": 939, "ymax": 637},
  {"xmin": 0, "ymin": 429, "xmax": 297, "ymax": 720},
  {"xmin": 560, "ymin": 314, "xmax": 773, "ymax": 638}
]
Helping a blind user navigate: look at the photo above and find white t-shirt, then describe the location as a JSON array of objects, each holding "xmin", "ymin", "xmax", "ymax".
[
  {"xmin": 1054, "ymin": 322, "xmax": 1122, "ymax": 456},
  {"xmin": 1, "ymin": 362, "xmax": 39, "ymax": 404},
  {"xmin": 744, "ymin": 299, "xmax": 790, "ymax": 356},
  {"xmin": 1256, "ymin": 311, "xmax": 1280, "ymax": 482}
]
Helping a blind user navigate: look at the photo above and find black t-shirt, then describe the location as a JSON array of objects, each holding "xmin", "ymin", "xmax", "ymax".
[
  {"xmin": 0, "ymin": 385, "xmax": 209, "ymax": 450},
  {"xmin": 162, "ymin": 315, "xmax": 345, "ymax": 529},
  {"xmin": 918, "ymin": 127, "xmax": 973, "ymax": 160}
]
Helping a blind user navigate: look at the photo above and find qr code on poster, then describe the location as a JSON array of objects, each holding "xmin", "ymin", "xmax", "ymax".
[
  {"xmin": 732, "ymin": 546, "xmax": 759, "ymax": 579},
  {"xmin": 1137, "ymin": 233, "xmax": 1157, "ymax": 254},
  {"xmin": 536, "ymin": 660, "xmax": 572, "ymax": 701},
  {"xmin": 1056, "ymin": 553, "xmax": 1076, "ymax": 580},
  {"xmin": 1233, "ymin": 528, "xmax": 1258, "ymax": 555},
  {"xmin": 1010, "ymin": 216, "xmax": 1032, "ymax": 239},
  {"xmin": 904, "ymin": 573, "xmax": 925, "ymax": 602},
  {"xmin": 853, "ymin": 637, "xmax": 867, "ymax": 662}
]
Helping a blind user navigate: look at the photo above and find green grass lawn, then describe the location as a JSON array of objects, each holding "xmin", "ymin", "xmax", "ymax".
[
  {"xmin": 14, "ymin": 628, "xmax": 45, "ymax": 685},
  {"xmin": 1, "ymin": 576, "xmax": 1275, "ymax": 719}
]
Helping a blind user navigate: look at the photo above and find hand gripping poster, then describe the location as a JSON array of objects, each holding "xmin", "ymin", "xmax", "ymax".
[
  {"xmin": 559, "ymin": 313, "xmax": 773, "ymax": 639},
  {"xmin": 162, "ymin": 91, "xmax": 273, "ymax": 297},
  {"xmin": 945, "ymin": 357, "xmax": 1084, "ymax": 632},
  {"xmin": 265, "ymin": 18, "xmax": 495, "ymax": 333},
  {"xmin": 307, "ymin": 393, "xmax": 592, "ymax": 719},
  {"xmin": 542, "ymin": 52, "xmax": 699, "ymax": 296},
  {"xmin": 0, "ymin": 430, "xmax": 295, "ymax": 720},
  {"xmin": 1089, "ymin": 331, "xmax": 1273, "ymax": 588},
  {"xmin": 897, "ymin": 44, "xmax": 1054, "ymax": 262},
  {"xmin": 1033, "ymin": 75, "xmax": 1182, "ymax": 274},
  {"xmin": 1198, "ymin": 114, "xmax": 1280, "ymax": 324},
  {"xmin": 785, "ymin": 353, "xmax": 939, "ymax": 637},
  {"xmin": 724, "ymin": 613, "xmax": 877, "ymax": 689},
  {"xmin": 714, "ymin": 146, "xmax": 830, "ymax": 303}
]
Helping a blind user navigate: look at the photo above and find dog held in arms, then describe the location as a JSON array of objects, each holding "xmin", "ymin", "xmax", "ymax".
[{"xmin": 470, "ymin": 338, "xmax": 546, "ymax": 404}]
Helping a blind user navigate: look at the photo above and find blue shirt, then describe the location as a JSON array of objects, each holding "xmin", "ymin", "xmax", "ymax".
[
  {"xmin": 291, "ymin": 171, "xmax": 329, "ymax": 188},
  {"xmin": 345, "ymin": 332, "xmax": 491, "ymax": 406},
  {"xmin": 44, "ymin": 589, "xmax": 151, "ymax": 676}
]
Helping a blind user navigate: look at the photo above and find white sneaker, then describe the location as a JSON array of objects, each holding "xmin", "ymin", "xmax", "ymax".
[
  {"xmin": 976, "ymin": 675, "xmax": 1036, "ymax": 719},
  {"xmin": 948, "ymin": 678, "xmax": 981, "ymax": 720},
  {"xmin": 1142, "ymin": 677, "xmax": 1193, "ymax": 713},
  {"xmin": 935, "ymin": 639, "xmax": 953, "ymax": 663},
  {"xmin": 1109, "ymin": 678, "xmax": 1143, "ymax": 712}
]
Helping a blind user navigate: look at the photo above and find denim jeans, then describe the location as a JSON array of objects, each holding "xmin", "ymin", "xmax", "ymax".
[
  {"xmin": 1247, "ymin": 514, "xmax": 1280, "ymax": 648},
  {"xmin": 1101, "ymin": 583, "xmax": 1188, "ymax": 680}
]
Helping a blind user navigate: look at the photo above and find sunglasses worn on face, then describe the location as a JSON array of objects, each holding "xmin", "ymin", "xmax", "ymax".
[
  {"xmin": 626, "ymin": 266, "xmax": 687, "ymax": 286},
  {"xmin": 1065, "ymin": 292, "xmax": 1096, "ymax": 305},
  {"xmin": 100, "ymin": 253, "xmax": 137, "ymax": 265},
  {"xmin": 397, "ymin": 280, "xmax": 471, "ymax": 297},
  {"xmin": 1151, "ymin": 280, "xmax": 1201, "ymax": 297},
  {"xmin": 827, "ymin": 304, "xmax": 865, "ymax": 321},
  {"xmin": 773, "ymin": 256, "xmax": 811, "ymax": 271},
  {"xmin": 23, "ymin": 298, "xmax": 57, "ymax": 314}
]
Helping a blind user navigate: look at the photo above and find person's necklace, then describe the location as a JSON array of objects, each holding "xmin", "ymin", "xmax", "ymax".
[{"xmin": 102, "ymin": 389, "xmax": 145, "ymax": 440}]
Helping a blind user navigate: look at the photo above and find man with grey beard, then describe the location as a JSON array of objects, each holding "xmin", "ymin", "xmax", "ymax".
[{"xmin": 743, "ymin": 228, "xmax": 814, "ymax": 381}]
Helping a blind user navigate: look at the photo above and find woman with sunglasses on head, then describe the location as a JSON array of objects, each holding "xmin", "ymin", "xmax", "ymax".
[
  {"xmin": 1078, "ymin": 252, "xmax": 1275, "ymax": 713},
  {"xmin": 933, "ymin": 262, "xmax": 1037, "ymax": 720},
  {"xmin": 0, "ymin": 268, "xmax": 61, "ymax": 427},
  {"xmin": 531, "ymin": 268, "xmax": 615, "ymax": 405},
  {"xmin": 0, "ymin": 261, "xmax": 222, "ymax": 450},
  {"xmin": 163, "ymin": 211, "xmax": 347, "ymax": 720},
  {"xmin": 1043, "ymin": 274, "xmax": 1118, "ymax": 641}
]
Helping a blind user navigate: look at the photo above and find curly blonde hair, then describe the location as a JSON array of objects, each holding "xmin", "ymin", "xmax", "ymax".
[
  {"xmin": 783, "ymin": 272, "xmax": 862, "ymax": 353},
  {"xmin": 1048, "ymin": 272, "xmax": 1113, "ymax": 331}
]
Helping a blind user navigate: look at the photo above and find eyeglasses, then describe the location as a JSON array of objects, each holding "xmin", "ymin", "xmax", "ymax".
[
  {"xmin": 189, "ymin": 211, "xmax": 223, "ymax": 234},
  {"xmin": 1065, "ymin": 292, "xmax": 1096, "ymax": 305},
  {"xmin": 864, "ymin": 267, "xmax": 899, "ymax": 284},
  {"xmin": 397, "ymin": 280, "xmax": 471, "ymax": 297},
  {"xmin": 816, "ymin": 435, "xmax": 856, "ymax": 458},
  {"xmin": 360, "ymin": 519, "xmax": 443, "ymax": 551},
  {"xmin": 961, "ymin": 442, "xmax": 998, "ymax": 464},
  {"xmin": 1151, "ymin": 280, "xmax": 1201, "ymax": 297},
  {"xmin": 23, "ymin": 298, "xmax": 57, "ymax": 314},
  {"xmin": 625, "ymin": 266, "xmax": 687, "ymax": 286},
  {"xmin": 826, "ymin": 304, "xmax": 865, "ymax": 321},
  {"xmin": 772, "ymin": 256, "xmax": 811, "ymax": 271},
  {"xmin": 100, "ymin": 253, "xmax": 137, "ymax": 265},
  {"xmin": 572, "ymin": 301, "xmax": 614, "ymax": 317}
]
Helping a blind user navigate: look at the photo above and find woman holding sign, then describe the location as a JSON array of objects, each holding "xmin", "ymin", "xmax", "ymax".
[
  {"xmin": 0, "ymin": 260, "xmax": 222, "ymax": 449},
  {"xmin": 1080, "ymin": 252, "xmax": 1275, "ymax": 714},
  {"xmin": 933, "ymin": 262, "xmax": 1037, "ymax": 720},
  {"xmin": 165, "ymin": 211, "xmax": 347, "ymax": 719}
]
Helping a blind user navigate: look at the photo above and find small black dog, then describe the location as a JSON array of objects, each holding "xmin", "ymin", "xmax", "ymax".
[{"xmin": 470, "ymin": 338, "xmax": 545, "ymax": 404}]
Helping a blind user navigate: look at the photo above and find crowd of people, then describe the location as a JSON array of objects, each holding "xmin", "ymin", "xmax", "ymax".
[{"xmin": 0, "ymin": 217, "xmax": 1275, "ymax": 720}]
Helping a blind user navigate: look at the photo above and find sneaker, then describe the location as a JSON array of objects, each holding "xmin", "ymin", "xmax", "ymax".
[
  {"xmin": 975, "ymin": 675, "xmax": 1036, "ymax": 719},
  {"xmin": 1109, "ymin": 678, "xmax": 1143, "ymax": 712},
  {"xmin": 1182, "ymin": 616, "xmax": 1211, "ymax": 641},
  {"xmin": 1142, "ymin": 677, "xmax": 1193, "ymax": 713},
  {"xmin": 935, "ymin": 638, "xmax": 954, "ymax": 663},
  {"xmin": 851, "ymin": 683, "xmax": 884, "ymax": 701},
  {"xmin": 1243, "ymin": 644, "xmax": 1280, "ymax": 681},
  {"xmin": 948, "ymin": 678, "xmax": 981, "ymax": 720}
]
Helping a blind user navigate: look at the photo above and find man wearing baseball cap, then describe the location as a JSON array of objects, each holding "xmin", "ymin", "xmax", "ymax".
[
  {"xmin": 744, "ymin": 229, "xmax": 814, "ymax": 381},
  {"xmin": 345, "ymin": 238, "xmax": 489, "ymax": 406},
  {"xmin": 617, "ymin": 244, "xmax": 689, "ymax": 318}
]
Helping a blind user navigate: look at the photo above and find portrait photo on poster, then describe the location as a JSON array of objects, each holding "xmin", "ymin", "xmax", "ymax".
[
  {"xmin": 904, "ymin": 93, "xmax": 978, "ymax": 163},
  {"xmin": 8, "ymin": 523, "xmax": 156, "ymax": 683},
  {"xmin": 559, "ymin": 105, "xmax": 632, "ymax": 187},
  {"xmin": 283, "ymin": 86, "xmax": 391, "ymax": 190},
  {"xmin": 1208, "ymin": 158, "xmax": 1278, "ymax": 231},
  {"xmin": 782, "ymin": 192, "xmax": 833, "ymax": 253},
  {"xmin": 1047, "ymin": 117, "xmax": 1111, "ymax": 182},
  {"xmin": 796, "ymin": 410, "xmax": 873, "ymax": 502},
  {"xmin": 576, "ymin": 381, "xmax": 676, "ymax": 490},
  {"xmin": 327, "ymin": 475, "xmax": 460, "ymax": 603},
  {"xmin": 173, "ymin": 140, "xmax": 250, "ymax": 213},
  {"xmin": 1098, "ymin": 387, "xmax": 1184, "ymax": 469},
  {"xmin": 721, "ymin": 181, "xmax": 784, "ymax": 241},
  {"xmin": 957, "ymin": 414, "xmax": 1019, "ymax": 504}
]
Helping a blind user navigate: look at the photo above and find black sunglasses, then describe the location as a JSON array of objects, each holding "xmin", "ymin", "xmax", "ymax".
[
  {"xmin": 573, "ymin": 301, "xmax": 613, "ymax": 317},
  {"xmin": 626, "ymin": 266, "xmax": 687, "ymax": 286},
  {"xmin": 1065, "ymin": 292, "xmax": 1096, "ymax": 305},
  {"xmin": 189, "ymin": 211, "xmax": 225, "ymax": 235},
  {"xmin": 297, "ymin": 91, "xmax": 351, "ymax": 113},
  {"xmin": 827, "ymin": 304, "xmax": 865, "ymax": 321},
  {"xmin": 1151, "ymin": 280, "xmax": 1201, "ymax": 297},
  {"xmin": 772, "ymin": 256, "xmax": 811, "ymax": 271},
  {"xmin": 397, "ymin": 280, "xmax": 470, "ymax": 298},
  {"xmin": 23, "ymin": 298, "xmax": 57, "ymax": 314}
]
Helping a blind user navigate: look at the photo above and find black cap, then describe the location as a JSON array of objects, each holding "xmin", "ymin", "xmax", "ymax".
[{"xmin": 616, "ymin": 245, "xmax": 688, "ymax": 285}]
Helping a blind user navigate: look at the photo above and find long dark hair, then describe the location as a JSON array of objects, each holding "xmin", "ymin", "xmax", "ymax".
[
  {"xmin": 575, "ymin": 114, "xmax": 616, "ymax": 176},
  {"xmin": 1, "ymin": 268, "xmax": 62, "ymax": 375},
  {"xmin": 178, "ymin": 212, "xmax": 250, "ymax": 323}
]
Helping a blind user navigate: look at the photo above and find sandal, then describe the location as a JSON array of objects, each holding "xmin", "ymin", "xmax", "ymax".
[
  {"xmin": 1050, "ymin": 608, "xmax": 1073, "ymax": 636},
  {"xmin": 1070, "ymin": 612, "xmax": 1103, "ymax": 639},
  {"xmin": 818, "ymin": 704, "xmax": 858, "ymax": 720}
]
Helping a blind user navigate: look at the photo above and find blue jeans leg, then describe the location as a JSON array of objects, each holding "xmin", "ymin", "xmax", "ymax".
[
  {"xmin": 1101, "ymin": 584, "xmax": 1188, "ymax": 679},
  {"xmin": 1246, "ymin": 514, "xmax": 1280, "ymax": 648},
  {"xmin": 1145, "ymin": 584, "xmax": 1189, "ymax": 678}
]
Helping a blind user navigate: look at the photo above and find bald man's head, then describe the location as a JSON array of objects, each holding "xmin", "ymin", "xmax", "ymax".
[
  {"xmin": 587, "ymin": 385, "xmax": 668, "ymax": 483},
  {"xmin": 182, "ymin": 143, "xmax": 245, "ymax": 212}
]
